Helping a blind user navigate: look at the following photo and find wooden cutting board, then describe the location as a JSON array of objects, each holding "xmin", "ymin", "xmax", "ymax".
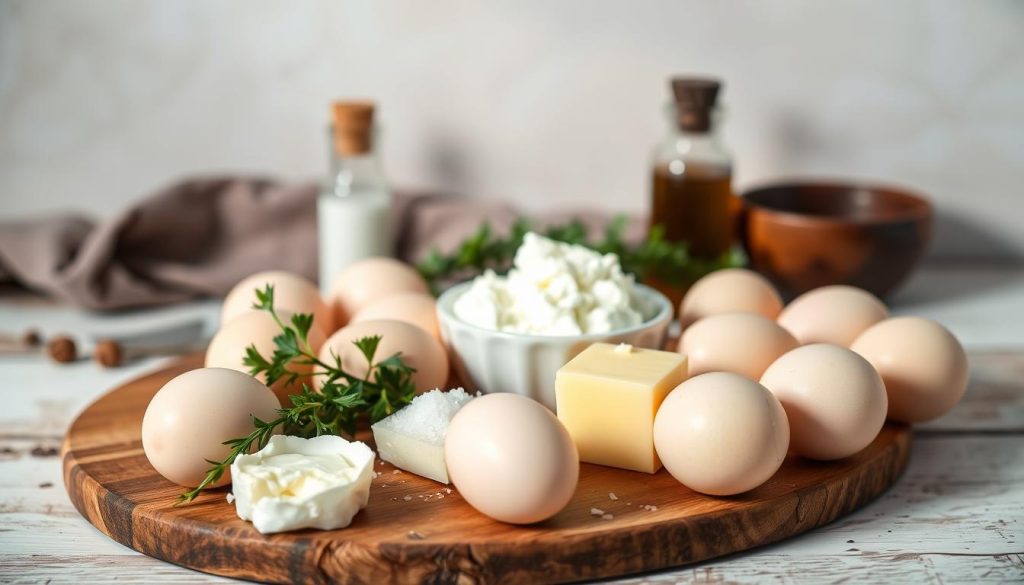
[{"xmin": 62, "ymin": 354, "xmax": 910, "ymax": 584}]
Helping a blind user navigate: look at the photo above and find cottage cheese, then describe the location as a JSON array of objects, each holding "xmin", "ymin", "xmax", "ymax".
[{"xmin": 453, "ymin": 232, "xmax": 644, "ymax": 335}]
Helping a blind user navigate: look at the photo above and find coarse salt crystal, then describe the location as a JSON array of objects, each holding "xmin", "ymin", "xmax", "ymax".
[
  {"xmin": 371, "ymin": 388, "xmax": 476, "ymax": 484},
  {"xmin": 608, "ymin": 492, "xmax": 618, "ymax": 501},
  {"xmin": 602, "ymin": 513, "xmax": 614, "ymax": 520},
  {"xmin": 403, "ymin": 495, "xmax": 412, "ymax": 502},
  {"xmin": 590, "ymin": 507, "xmax": 605, "ymax": 516}
]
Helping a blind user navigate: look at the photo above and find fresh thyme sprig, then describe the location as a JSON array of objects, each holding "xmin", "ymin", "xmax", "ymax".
[
  {"xmin": 416, "ymin": 216, "xmax": 743, "ymax": 294},
  {"xmin": 178, "ymin": 285, "xmax": 417, "ymax": 504}
]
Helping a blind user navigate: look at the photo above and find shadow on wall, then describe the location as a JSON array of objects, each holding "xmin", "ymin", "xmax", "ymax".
[{"xmin": 930, "ymin": 210, "xmax": 1022, "ymax": 264}]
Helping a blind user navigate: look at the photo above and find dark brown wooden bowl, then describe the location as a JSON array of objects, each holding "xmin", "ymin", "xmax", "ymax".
[{"xmin": 740, "ymin": 180, "xmax": 933, "ymax": 299}]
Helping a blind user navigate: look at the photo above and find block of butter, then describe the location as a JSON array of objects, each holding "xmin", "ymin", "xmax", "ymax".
[
  {"xmin": 231, "ymin": 435, "xmax": 375, "ymax": 534},
  {"xmin": 555, "ymin": 343, "xmax": 687, "ymax": 473}
]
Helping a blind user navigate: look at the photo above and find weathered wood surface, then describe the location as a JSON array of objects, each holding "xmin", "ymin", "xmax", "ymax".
[{"xmin": 59, "ymin": 354, "xmax": 913, "ymax": 584}]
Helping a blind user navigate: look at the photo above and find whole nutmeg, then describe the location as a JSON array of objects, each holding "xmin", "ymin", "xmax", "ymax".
[
  {"xmin": 94, "ymin": 339, "xmax": 124, "ymax": 368},
  {"xmin": 22, "ymin": 329, "xmax": 42, "ymax": 347},
  {"xmin": 47, "ymin": 336, "xmax": 78, "ymax": 364}
]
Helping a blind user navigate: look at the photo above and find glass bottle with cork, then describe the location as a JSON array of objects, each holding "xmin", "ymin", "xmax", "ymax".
[
  {"xmin": 648, "ymin": 77, "xmax": 736, "ymax": 308},
  {"xmin": 317, "ymin": 101, "xmax": 393, "ymax": 295}
]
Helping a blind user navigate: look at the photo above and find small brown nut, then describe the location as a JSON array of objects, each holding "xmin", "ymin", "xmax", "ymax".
[
  {"xmin": 94, "ymin": 339, "xmax": 124, "ymax": 368},
  {"xmin": 22, "ymin": 329, "xmax": 42, "ymax": 347},
  {"xmin": 47, "ymin": 336, "xmax": 78, "ymax": 364}
]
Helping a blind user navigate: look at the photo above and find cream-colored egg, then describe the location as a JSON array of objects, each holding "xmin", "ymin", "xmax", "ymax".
[
  {"xmin": 679, "ymin": 313, "xmax": 799, "ymax": 380},
  {"xmin": 222, "ymin": 271, "xmax": 333, "ymax": 333},
  {"xmin": 351, "ymin": 292, "xmax": 441, "ymax": 342},
  {"xmin": 205, "ymin": 310, "xmax": 327, "ymax": 407},
  {"xmin": 851, "ymin": 317, "xmax": 969, "ymax": 423},
  {"xmin": 445, "ymin": 393, "xmax": 579, "ymax": 524},
  {"xmin": 142, "ymin": 368, "xmax": 280, "ymax": 488},
  {"xmin": 679, "ymin": 268, "xmax": 783, "ymax": 329},
  {"xmin": 778, "ymin": 285, "xmax": 889, "ymax": 346},
  {"xmin": 654, "ymin": 372, "xmax": 789, "ymax": 496},
  {"xmin": 329, "ymin": 258, "xmax": 430, "ymax": 327},
  {"xmin": 760, "ymin": 344, "xmax": 887, "ymax": 460},
  {"xmin": 318, "ymin": 319, "xmax": 448, "ymax": 393}
]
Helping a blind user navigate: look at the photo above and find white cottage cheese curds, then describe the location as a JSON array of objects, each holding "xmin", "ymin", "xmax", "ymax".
[{"xmin": 453, "ymin": 232, "xmax": 643, "ymax": 335}]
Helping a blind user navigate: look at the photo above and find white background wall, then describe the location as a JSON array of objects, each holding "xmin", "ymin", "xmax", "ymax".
[{"xmin": 1, "ymin": 0, "xmax": 1022, "ymax": 260}]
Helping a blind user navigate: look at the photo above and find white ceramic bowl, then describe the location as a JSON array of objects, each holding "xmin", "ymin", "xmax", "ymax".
[{"xmin": 436, "ymin": 282, "xmax": 673, "ymax": 410}]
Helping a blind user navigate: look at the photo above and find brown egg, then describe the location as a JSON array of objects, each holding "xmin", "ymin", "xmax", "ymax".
[
  {"xmin": 778, "ymin": 285, "xmax": 889, "ymax": 346},
  {"xmin": 222, "ymin": 271, "xmax": 333, "ymax": 333},
  {"xmin": 654, "ymin": 372, "xmax": 789, "ymax": 496},
  {"xmin": 760, "ymin": 344, "xmax": 887, "ymax": 460},
  {"xmin": 445, "ymin": 393, "xmax": 579, "ymax": 524},
  {"xmin": 679, "ymin": 268, "xmax": 783, "ymax": 329},
  {"xmin": 851, "ymin": 317, "xmax": 969, "ymax": 423},
  {"xmin": 205, "ymin": 310, "xmax": 327, "ymax": 407},
  {"xmin": 318, "ymin": 319, "xmax": 448, "ymax": 393},
  {"xmin": 351, "ymin": 292, "xmax": 441, "ymax": 342},
  {"xmin": 679, "ymin": 313, "xmax": 799, "ymax": 380},
  {"xmin": 142, "ymin": 368, "xmax": 279, "ymax": 488},
  {"xmin": 329, "ymin": 258, "xmax": 430, "ymax": 327}
]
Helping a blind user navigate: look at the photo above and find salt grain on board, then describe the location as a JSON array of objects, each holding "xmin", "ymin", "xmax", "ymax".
[
  {"xmin": 608, "ymin": 492, "xmax": 618, "ymax": 501},
  {"xmin": 590, "ymin": 507, "xmax": 605, "ymax": 516}
]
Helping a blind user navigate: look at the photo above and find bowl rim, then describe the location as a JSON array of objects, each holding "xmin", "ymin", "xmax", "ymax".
[
  {"xmin": 741, "ymin": 177, "xmax": 933, "ymax": 226},
  {"xmin": 436, "ymin": 281, "xmax": 673, "ymax": 342}
]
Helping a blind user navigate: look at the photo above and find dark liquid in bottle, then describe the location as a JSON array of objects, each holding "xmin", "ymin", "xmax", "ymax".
[{"xmin": 650, "ymin": 163, "xmax": 734, "ymax": 260}]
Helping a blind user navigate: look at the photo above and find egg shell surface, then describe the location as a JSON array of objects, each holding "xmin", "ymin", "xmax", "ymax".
[
  {"xmin": 679, "ymin": 312, "xmax": 799, "ymax": 380},
  {"xmin": 851, "ymin": 316, "xmax": 969, "ymax": 423},
  {"xmin": 318, "ymin": 319, "xmax": 448, "ymax": 393},
  {"xmin": 760, "ymin": 344, "xmax": 887, "ymax": 460},
  {"xmin": 329, "ymin": 258, "xmax": 430, "ymax": 326},
  {"xmin": 141, "ymin": 368, "xmax": 280, "ymax": 488},
  {"xmin": 778, "ymin": 285, "xmax": 889, "ymax": 346},
  {"xmin": 205, "ymin": 310, "xmax": 327, "ymax": 407},
  {"xmin": 653, "ymin": 372, "xmax": 790, "ymax": 496},
  {"xmin": 444, "ymin": 393, "xmax": 579, "ymax": 524},
  {"xmin": 222, "ymin": 271, "xmax": 333, "ymax": 333},
  {"xmin": 351, "ymin": 292, "xmax": 441, "ymax": 342},
  {"xmin": 679, "ymin": 268, "xmax": 783, "ymax": 329}
]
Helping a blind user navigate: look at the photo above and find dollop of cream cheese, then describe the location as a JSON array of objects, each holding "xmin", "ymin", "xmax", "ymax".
[
  {"xmin": 453, "ymin": 232, "xmax": 644, "ymax": 335},
  {"xmin": 230, "ymin": 434, "xmax": 374, "ymax": 534}
]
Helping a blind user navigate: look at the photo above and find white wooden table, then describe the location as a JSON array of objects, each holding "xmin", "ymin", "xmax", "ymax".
[{"xmin": 1, "ymin": 266, "xmax": 1022, "ymax": 584}]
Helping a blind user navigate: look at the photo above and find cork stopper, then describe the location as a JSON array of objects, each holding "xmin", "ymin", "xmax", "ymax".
[
  {"xmin": 330, "ymin": 101, "xmax": 375, "ymax": 156},
  {"xmin": 670, "ymin": 78, "xmax": 721, "ymax": 133}
]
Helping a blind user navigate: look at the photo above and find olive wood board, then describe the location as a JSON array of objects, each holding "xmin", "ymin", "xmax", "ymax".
[{"xmin": 63, "ymin": 354, "xmax": 911, "ymax": 584}]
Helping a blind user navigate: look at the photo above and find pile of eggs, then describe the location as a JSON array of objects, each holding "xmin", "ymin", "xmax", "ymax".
[
  {"xmin": 143, "ymin": 258, "xmax": 450, "ymax": 489},
  {"xmin": 658, "ymin": 268, "xmax": 968, "ymax": 496},
  {"xmin": 143, "ymin": 259, "xmax": 970, "ymax": 525}
]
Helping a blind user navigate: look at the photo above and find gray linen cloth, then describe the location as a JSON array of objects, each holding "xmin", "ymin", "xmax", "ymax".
[{"xmin": 0, "ymin": 176, "xmax": 636, "ymax": 310}]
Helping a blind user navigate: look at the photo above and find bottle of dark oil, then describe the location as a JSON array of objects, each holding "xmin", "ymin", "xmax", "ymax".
[
  {"xmin": 647, "ymin": 78, "xmax": 736, "ymax": 308},
  {"xmin": 651, "ymin": 162, "xmax": 733, "ymax": 259}
]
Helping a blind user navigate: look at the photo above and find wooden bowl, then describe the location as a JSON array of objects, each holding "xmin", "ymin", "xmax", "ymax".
[{"xmin": 740, "ymin": 180, "xmax": 933, "ymax": 299}]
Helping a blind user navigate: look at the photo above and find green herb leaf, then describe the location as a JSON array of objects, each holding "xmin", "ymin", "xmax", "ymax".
[{"xmin": 353, "ymin": 335, "xmax": 381, "ymax": 366}]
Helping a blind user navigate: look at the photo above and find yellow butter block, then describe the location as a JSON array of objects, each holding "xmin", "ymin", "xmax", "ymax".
[{"xmin": 555, "ymin": 343, "xmax": 687, "ymax": 473}]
